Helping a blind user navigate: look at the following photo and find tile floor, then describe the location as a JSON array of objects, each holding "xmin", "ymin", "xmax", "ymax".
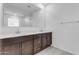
[{"xmin": 35, "ymin": 46, "xmax": 73, "ymax": 55}]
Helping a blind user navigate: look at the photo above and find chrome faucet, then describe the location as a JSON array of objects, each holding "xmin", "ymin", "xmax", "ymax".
[
  {"xmin": 40, "ymin": 29, "xmax": 43, "ymax": 32},
  {"xmin": 16, "ymin": 28, "xmax": 20, "ymax": 34}
]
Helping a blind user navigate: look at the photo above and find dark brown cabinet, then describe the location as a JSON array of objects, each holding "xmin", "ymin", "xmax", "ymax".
[
  {"xmin": 41, "ymin": 34, "xmax": 47, "ymax": 49},
  {"xmin": 1, "ymin": 32, "xmax": 52, "ymax": 55},
  {"xmin": 21, "ymin": 36, "xmax": 33, "ymax": 55},
  {"xmin": 2, "ymin": 43, "xmax": 20, "ymax": 55},
  {"xmin": 46, "ymin": 33, "xmax": 52, "ymax": 46},
  {"xmin": 2, "ymin": 38, "xmax": 21, "ymax": 55},
  {"xmin": 34, "ymin": 34, "xmax": 41, "ymax": 54},
  {"xmin": 41, "ymin": 32, "xmax": 52, "ymax": 49}
]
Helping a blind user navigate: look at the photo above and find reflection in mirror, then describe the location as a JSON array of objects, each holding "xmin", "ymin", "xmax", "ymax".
[
  {"xmin": 2, "ymin": 3, "xmax": 40, "ymax": 27},
  {"xmin": 23, "ymin": 17, "xmax": 31, "ymax": 26},
  {"xmin": 20, "ymin": 16, "xmax": 32, "ymax": 27},
  {"xmin": 8, "ymin": 16, "xmax": 19, "ymax": 27}
]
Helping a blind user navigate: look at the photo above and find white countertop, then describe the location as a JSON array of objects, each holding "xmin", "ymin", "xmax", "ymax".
[{"xmin": 0, "ymin": 31, "xmax": 52, "ymax": 39}]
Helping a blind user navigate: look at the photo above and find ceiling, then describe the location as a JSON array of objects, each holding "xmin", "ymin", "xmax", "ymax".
[{"xmin": 3, "ymin": 3, "xmax": 41, "ymax": 16}]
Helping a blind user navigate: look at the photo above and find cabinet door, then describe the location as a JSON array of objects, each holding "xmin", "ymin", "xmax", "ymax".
[
  {"xmin": 2, "ymin": 38, "xmax": 21, "ymax": 55},
  {"xmin": 34, "ymin": 34, "xmax": 41, "ymax": 54},
  {"xmin": 2, "ymin": 43, "xmax": 20, "ymax": 55},
  {"xmin": 41, "ymin": 34, "xmax": 47, "ymax": 49},
  {"xmin": 0, "ymin": 40, "xmax": 2, "ymax": 55},
  {"xmin": 46, "ymin": 33, "xmax": 52, "ymax": 46},
  {"xmin": 21, "ymin": 36, "xmax": 33, "ymax": 55}
]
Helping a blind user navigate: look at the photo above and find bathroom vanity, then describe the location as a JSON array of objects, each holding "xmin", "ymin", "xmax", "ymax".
[
  {"xmin": 0, "ymin": 3, "xmax": 52, "ymax": 55},
  {"xmin": 0, "ymin": 32, "xmax": 52, "ymax": 55}
]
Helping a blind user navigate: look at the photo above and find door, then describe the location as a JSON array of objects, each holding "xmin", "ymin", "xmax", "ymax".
[
  {"xmin": 21, "ymin": 36, "xmax": 33, "ymax": 55},
  {"xmin": 34, "ymin": 34, "xmax": 41, "ymax": 54}
]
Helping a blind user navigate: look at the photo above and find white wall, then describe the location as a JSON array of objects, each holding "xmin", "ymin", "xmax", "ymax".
[
  {"xmin": 46, "ymin": 3, "xmax": 79, "ymax": 54},
  {"xmin": 37, "ymin": 3, "xmax": 79, "ymax": 54},
  {"xmin": 0, "ymin": 3, "xmax": 3, "ymax": 34}
]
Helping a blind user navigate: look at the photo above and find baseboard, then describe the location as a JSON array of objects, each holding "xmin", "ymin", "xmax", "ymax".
[{"xmin": 52, "ymin": 46, "xmax": 75, "ymax": 55}]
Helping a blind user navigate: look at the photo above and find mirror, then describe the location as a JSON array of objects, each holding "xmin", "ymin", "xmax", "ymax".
[{"xmin": 2, "ymin": 3, "xmax": 40, "ymax": 27}]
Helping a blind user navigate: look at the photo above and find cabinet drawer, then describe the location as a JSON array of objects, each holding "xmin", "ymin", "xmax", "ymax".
[
  {"xmin": 21, "ymin": 35, "xmax": 33, "ymax": 42},
  {"xmin": 2, "ymin": 37, "xmax": 21, "ymax": 46},
  {"xmin": 41, "ymin": 33, "xmax": 47, "ymax": 37}
]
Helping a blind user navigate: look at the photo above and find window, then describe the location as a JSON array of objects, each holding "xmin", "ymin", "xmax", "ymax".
[{"xmin": 8, "ymin": 16, "xmax": 19, "ymax": 27}]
